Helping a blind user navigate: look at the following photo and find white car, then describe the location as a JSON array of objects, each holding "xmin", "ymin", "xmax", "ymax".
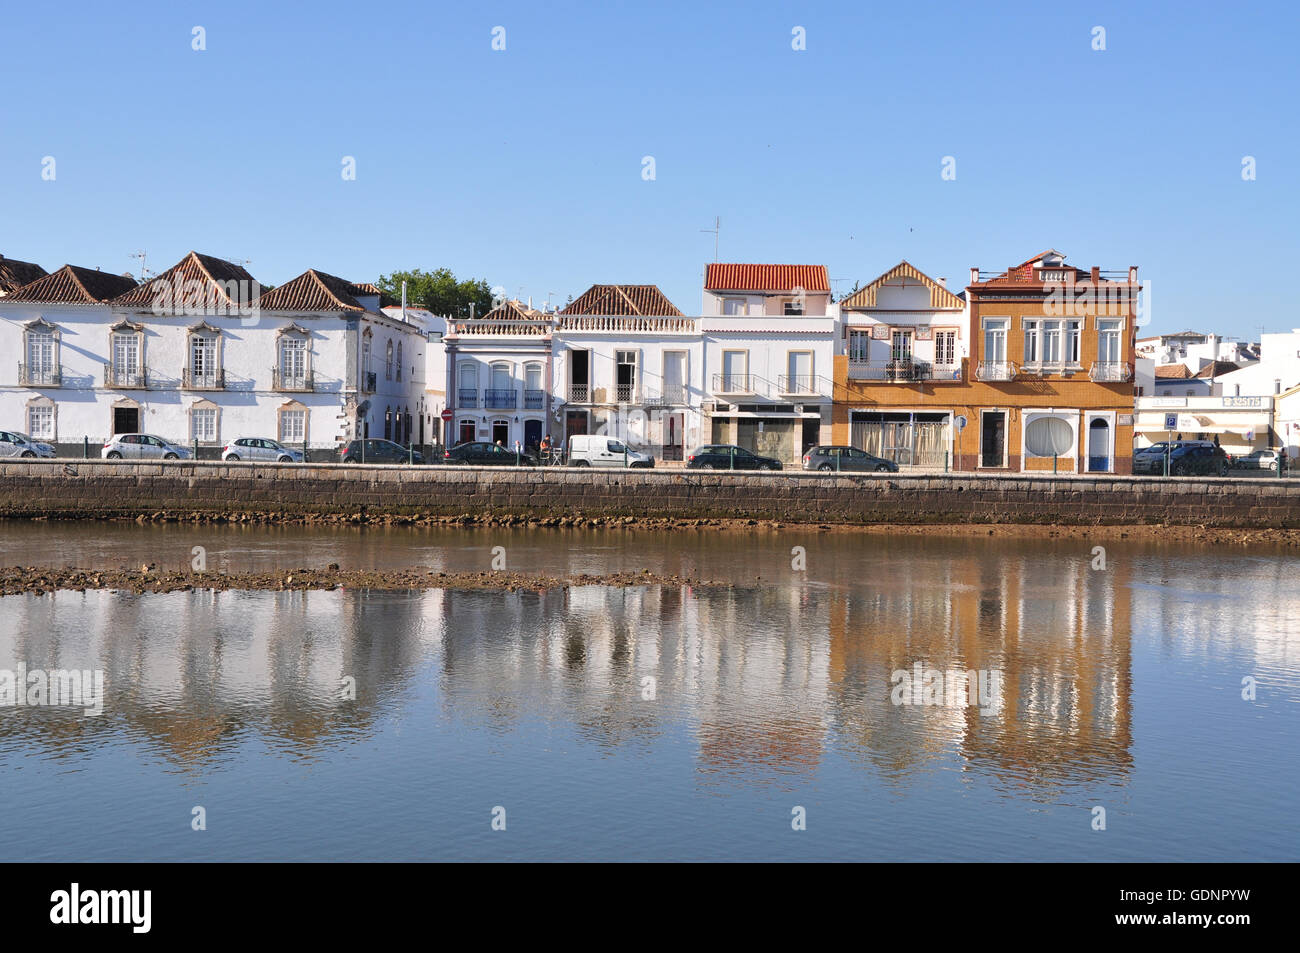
[
  {"xmin": 567, "ymin": 434, "xmax": 655, "ymax": 468},
  {"xmin": 0, "ymin": 430, "xmax": 56, "ymax": 458},
  {"xmin": 222, "ymin": 437, "xmax": 304, "ymax": 463},
  {"xmin": 102, "ymin": 433, "xmax": 193, "ymax": 460}
]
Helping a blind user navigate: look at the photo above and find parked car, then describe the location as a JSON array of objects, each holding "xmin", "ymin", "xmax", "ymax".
[
  {"xmin": 222, "ymin": 437, "xmax": 304, "ymax": 463},
  {"xmin": 1132, "ymin": 440, "xmax": 1212, "ymax": 474},
  {"xmin": 1167, "ymin": 443, "xmax": 1230, "ymax": 476},
  {"xmin": 0, "ymin": 430, "xmax": 56, "ymax": 458},
  {"xmin": 567, "ymin": 434, "xmax": 654, "ymax": 468},
  {"xmin": 102, "ymin": 433, "xmax": 192, "ymax": 460},
  {"xmin": 440, "ymin": 441, "xmax": 537, "ymax": 466},
  {"xmin": 1232, "ymin": 449, "xmax": 1287, "ymax": 471},
  {"xmin": 803, "ymin": 445, "xmax": 898, "ymax": 473},
  {"xmin": 339, "ymin": 439, "xmax": 424, "ymax": 464},
  {"xmin": 685, "ymin": 445, "xmax": 782, "ymax": 471}
]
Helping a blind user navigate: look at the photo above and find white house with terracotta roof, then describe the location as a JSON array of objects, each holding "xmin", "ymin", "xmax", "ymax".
[
  {"xmin": 552, "ymin": 285, "xmax": 702, "ymax": 459},
  {"xmin": 699, "ymin": 264, "xmax": 835, "ymax": 462},
  {"xmin": 0, "ymin": 252, "xmax": 428, "ymax": 457},
  {"xmin": 441, "ymin": 298, "xmax": 553, "ymax": 450}
]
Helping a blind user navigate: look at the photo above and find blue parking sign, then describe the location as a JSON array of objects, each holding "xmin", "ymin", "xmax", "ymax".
[{"xmin": 1165, "ymin": 413, "xmax": 1178, "ymax": 429}]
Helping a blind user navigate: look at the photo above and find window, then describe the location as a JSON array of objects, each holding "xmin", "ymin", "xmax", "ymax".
[
  {"xmin": 787, "ymin": 351, "xmax": 813, "ymax": 389},
  {"xmin": 384, "ymin": 407, "xmax": 392, "ymax": 440},
  {"xmin": 783, "ymin": 299, "xmax": 804, "ymax": 316},
  {"xmin": 935, "ymin": 330, "xmax": 957, "ymax": 367},
  {"xmin": 28, "ymin": 404, "xmax": 54, "ymax": 440},
  {"xmin": 983, "ymin": 319, "xmax": 1008, "ymax": 362},
  {"xmin": 278, "ymin": 335, "xmax": 308, "ymax": 388},
  {"xmin": 890, "ymin": 330, "xmax": 913, "ymax": 363},
  {"xmin": 190, "ymin": 407, "xmax": 218, "ymax": 443},
  {"xmin": 1023, "ymin": 319, "xmax": 1039, "ymax": 363},
  {"xmin": 721, "ymin": 350, "xmax": 748, "ymax": 390},
  {"xmin": 662, "ymin": 351, "xmax": 686, "ymax": 403},
  {"xmin": 24, "ymin": 323, "xmax": 58, "ymax": 385},
  {"xmin": 188, "ymin": 333, "xmax": 219, "ymax": 387},
  {"xmin": 1042, "ymin": 320, "xmax": 1062, "ymax": 364},
  {"xmin": 723, "ymin": 298, "xmax": 746, "ymax": 315},
  {"xmin": 1098, "ymin": 319, "xmax": 1122, "ymax": 363},
  {"xmin": 848, "ymin": 330, "xmax": 870, "ymax": 363},
  {"xmin": 112, "ymin": 329, "xmax": 141, "ymax": 384},
  {"xmin": 615, "ymin": 350, "xmax": 637, "ymax": 402},
  {"xmin": 279, "ymin": 408, "xmax": 306, "ymax": 443},
  {"xmin": 396, "ymin": 342, "xmax": 403, "ymax": 382},
  {"xmin": 1025, "ymin": 416, "xmax": 1074, "ymax": 457},
  {"xmin": 1066, "ymin": 320, "xmax": 1082, "ymax": 364},
  {"xmin": 385, "ymin": 340, "xmax": 394, "ymax": 381}
]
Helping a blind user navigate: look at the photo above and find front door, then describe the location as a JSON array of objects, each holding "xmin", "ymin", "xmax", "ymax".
[
  {"xmin": 492, "ymin": 421, "xmax": 510, "ymax": 446},
  {"xmin": 524, "ymin": 419, "xmax": 542, "ymax": 450},
  {"xmin": 113, "ymin": 406, "xmax": 138, "ymax": 435},
  {"xmin": 565, "ymin": 410, "xmax": 589, "ymax": 444},
  {"xmin": 1088, "ymin": 418, "xmax": 1111, "ymax": 472},
  {"xmin": 458, "ymin": 420, "xmax": 475, "ymax": 446},
  {"xmin": 663, "ymin": 412, "xmax": 684, "ymax": 461},
  {"xmin": 980, "ymin": 412, "xmax": 1005, "ymax": 468}
]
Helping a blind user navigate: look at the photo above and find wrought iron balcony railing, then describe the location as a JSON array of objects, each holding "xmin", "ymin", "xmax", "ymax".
[
  {"xmin": 458, "ymin": 387, "xmax": 478, "ymax": 408},
  {"xmin": 524, "ymin": 389, "xmax": 545, "ymax": 409},
  {"xmin": 975, "ymin": 361, "xmax": 1017, "ymax": 382},
  {"xmin": 1090, "ymin": 361, "xmax": 1132, "ymax": 382},
  {"xmin": 485, "ymin": 388, "xmax": 517, "ymax": 409},
  {"xmin": 104, "ymin": 364, "xmax": 148, "ymax": 388},
  {"xmin": 182, "ymin": 368, "xmax": 225, "ymax": 390},
  {"xmin": 272, "ymin": 368, "xmax": 314, "ymax": 391},
  {"xmin": 18, "ymin": 363, "xmax": 61, "ymax": 387}
]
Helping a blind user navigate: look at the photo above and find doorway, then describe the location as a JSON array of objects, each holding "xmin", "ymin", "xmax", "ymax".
[
  {"xmin": 1088, "ymin": 418, "xmax": 1111, "ymax": 472},
  {"xmin": 113, "ymin": 406, "xmax": 139, "ymax": 434},
  {"xmin": 802, "ymin": 418, "xmax": 820, "ymax": 457},
  {"xmin": 980, "ymin": 411, "xmax": 1006, "ymax": 468},
  {"xmin": 663, "ymin": 412, "xmax": 684, "ymax": 461},
  {"xmin": 565, "ymin": 410, "xmax": 589, "ymax": 443},
  {"xmin": 524, "ymin": 419, "xmax": 542, "ymax": 450},
  {"xmin": 457, "ymin": 419, "xmax": 475, "ymax": 445},
  {"xmin": 492, "ymin": 420, "xmax": 510, "ymax": 446}
]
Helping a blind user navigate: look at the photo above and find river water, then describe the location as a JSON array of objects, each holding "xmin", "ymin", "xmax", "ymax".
[{"xmin": 0, "ymin": 524, "xmax": 1296, "ymax": 861}]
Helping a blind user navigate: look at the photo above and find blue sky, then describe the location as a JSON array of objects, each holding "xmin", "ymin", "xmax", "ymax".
[{"xmin": 1, "ymin": 0, "xmax": 1296, "ymax": 335}]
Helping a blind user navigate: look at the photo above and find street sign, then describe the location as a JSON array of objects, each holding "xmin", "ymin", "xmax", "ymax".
[
  {"xmin": 954, "ymin": 415, "xmax": 967, "ymax": 432},
  {"xmin": 1164, "ymin": 413, "xmax": 1178, "ymax": 429},
  {"xmin": 440, "ymin": 409, "xmax": 453, "ymax": 422}
]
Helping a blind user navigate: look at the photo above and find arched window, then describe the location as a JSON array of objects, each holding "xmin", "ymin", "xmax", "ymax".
[
  {"xmin": 384, "ymin": 406, "xmax": 392, "ymax": 440},
  {"xmin": 396, "ymin": 341, "xmax": 403, "ymax": 382},
  {"xmin": 385, "ymin": 340, "xmax": 394, "ymax": 380}
]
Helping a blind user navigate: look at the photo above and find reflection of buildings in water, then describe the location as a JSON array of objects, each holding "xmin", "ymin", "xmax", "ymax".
[
  {"xmin": 0, "ymin": 589, "xmax": 428, "ymax": 766},
  {"xmin": 828, "ymin": 545, "xmax": 1134, "ymax": 790}
]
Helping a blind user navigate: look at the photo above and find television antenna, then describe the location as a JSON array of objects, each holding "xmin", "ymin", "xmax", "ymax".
[
  {"xmin": 701, "ymin": 216, "xmax": 720, "ymax": 262},
  {"xmin": 128, "ymin": 250, "xmax": 153, "ymax": 281}
]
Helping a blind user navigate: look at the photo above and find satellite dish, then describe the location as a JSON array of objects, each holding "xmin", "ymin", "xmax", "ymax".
[{"xmin": 356, "ymin": 400, "xmax": 371, "ymax": 416}]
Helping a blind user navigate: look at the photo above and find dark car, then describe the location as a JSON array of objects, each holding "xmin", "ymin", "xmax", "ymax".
[
  {"xmin": 1168, "ymin": 443, "xmax": 1229, "ymax": 476},
  {"xmin": 803, "ymin": 445, "xmax": 898, "ymax": 473},
  {"xmin": 339, "ymin": 439, "xmax": 424, "ymax": 464},
  {"xmin": 441, "ymin": 441, "xmax": 538, "ymax": 467},
  {"xmin": 685, "ymin": 445, "xmax": 782, "ymax": 471}
]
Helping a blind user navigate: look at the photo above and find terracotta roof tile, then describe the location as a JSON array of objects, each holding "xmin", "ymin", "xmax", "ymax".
[
  {"xmin": 560, "ymin": 284, "xmax": 681, "ymax": 316},
  {"xmin": 1194, "ymin": 360, "xmax": 1239, "ymax": 379},
  {"xmin": 259, "ymin": 270, "xmax": 365, "ymax": 312},
  {"xmin": 483, "ymin": 298, "xmax": 549, "ymax": 321},
  {"xmin": 1155, "ymin": 364, "xmax": 1193, "ymax": 379},
  {"xmin": 704, "ymin": 264, "xmax": 829, "ymax": 293},
  {"xmin": 0, "ymin": 256, "xmax": 48, "ymax": 295},
  {"xmin": 111, "ymin": 251, "xmax": 258, "ymax": 308},
  {"xmin": 2, "ymin": 264, "xmax": 137, "ymax": 304}
]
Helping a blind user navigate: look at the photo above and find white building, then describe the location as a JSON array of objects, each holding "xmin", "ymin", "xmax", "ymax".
[
  {"xmin": 699, "ymin": 264, "xmax": 835, "ymax": 461},
  {"xmin": 1214, "ymin": 329, "xmax": 1300, "ymax": 399},
  {"xmin": 1134, "ymin": 394, "xmax": 1274, "ymax": 455},
  {"xmin": 0, "ymin": 252, "xmax": 428, "ymax": 458},
  {"xmin": 442, "ymin": 299, "xmax": 553, "ymax": 450},
  {"xmin": 553, "ymin": 285, "xmax": 702, "ymax": 460}
]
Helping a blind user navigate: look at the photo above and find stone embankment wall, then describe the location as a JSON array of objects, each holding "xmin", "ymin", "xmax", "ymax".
[{"xmin": 1, "ymin": 460, "xmax": 1298, "ymax": 528}]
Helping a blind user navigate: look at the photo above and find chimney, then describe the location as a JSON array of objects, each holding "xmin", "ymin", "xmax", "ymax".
[
  {"xmin": 936, "ymin": 277, "xmax": 946, "ymax": 288},
  {"xmin": 1090, "ymin": 266, "xmax": 1100, "ymax": 283},
  {"xmin": 969, "ymin": 267, "xmax": 979, "ymax": 286}
]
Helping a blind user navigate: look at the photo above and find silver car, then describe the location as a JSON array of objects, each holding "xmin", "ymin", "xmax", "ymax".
[
  {"xmin": 0, "ymin": 430, "xmax": 56, "ymax": 458},
  {"xmin": 102, "ymin": 433, "xmax": 193, "ymax": 460},
  {"xmin": 222, "ymin": 437, "xmax": 304, "ymax": 463}
]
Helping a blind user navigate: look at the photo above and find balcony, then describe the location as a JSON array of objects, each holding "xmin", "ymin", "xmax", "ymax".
[
  {"xmin": 458, "ymin": 387, "xmax": 478, "ymax": 408},
  {"xmin": 568, "ymin": 383, "xmax": 590, "ymax": 403},
  {"xmin": 776, "ymin": 374, "xmax": 820, "ymax": 395},
  {"xmin": 645, "ymin": 385, "xmax": 687, "ymax": 406},
  {"xmin": 524, "ymin": 389, "xmax": 545, "ymax": 410},
  {"xmin": 182, "ymin": 368, "xmax": 225, "ymax": 390},
  {"xmin": 712, "ymin": 373, "xmax": 755, "ymax": 395},
  {"xmin": 614, "ymin": 384, "xmax": 637, "ymax": 403},
  {"xmin": 975, "ymin": 361, "xmax": 1017, "ymax": 382},
  {"xmin": 18, "ymin": 363, "xmax": 61, "ymax": 387},
  {"xmin": 272, "ymin": 369, "xmax": 314, "ymax": 392},
  {"xmin": 104, "ymin": 364, "xmax": 148, "ymax": 389},
  {"xmin": 485, "ymin": 388, "xmax": 517, "ymax": 409},
  {"xmin": 1090, "ymin": 361, "xmax": 1132, "ymax": 382},
  {"xmin": 847, "ymin": 362, "xmax": 963, "ymax": 383}
]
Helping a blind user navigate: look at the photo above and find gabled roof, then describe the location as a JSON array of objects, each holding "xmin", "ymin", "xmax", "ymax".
[
  {"xmin": 840, "ymin": 260, "xmax": 964, "ymax": 310},
  {"xmin": 483, "ymin": 298, "xmax": 549, "ymax": 321},
  {"xmin": 1155, "ymin": 364, "xmax": 1193, "ymax": 379},
  {"xmin": 1194, "ymin": 360, "xmax": 1240, "ymax": 379},
  {"xmin": 2, "ymin": 264, "xmax": 137, "ymax": 304},
  {"xmin": 560, "ymin": 284, "xmax": 681, "ymax": 317},
  {"xmin": 704, "ymin": 264, "xmax": 829, "ymax": 294},
  {"xmin": 977, "ymin": 249, "xmax": 1082, "ymax": 284},
  {"xmin": 0, "ymin": 256, "xmax": 48, "ymax": 295},
  {"xmin": 111, "ymin": 251, "xmax": 257, "ymax": 307},
  {"xmin": 259, "ymin": 269, "xmax": 365, "ymax": 312}
]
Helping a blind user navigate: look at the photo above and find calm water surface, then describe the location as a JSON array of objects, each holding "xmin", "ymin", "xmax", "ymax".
[{"xmin": 0, "ymin": 524, "xmax": 1296, "ymax": 861}]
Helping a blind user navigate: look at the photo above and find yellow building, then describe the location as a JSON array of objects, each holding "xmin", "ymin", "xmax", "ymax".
[{"xmin": 832, "ymin": 252, "xmax": 1139, "ymax": 473}]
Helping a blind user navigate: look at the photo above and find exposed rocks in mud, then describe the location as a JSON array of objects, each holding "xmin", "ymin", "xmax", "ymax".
[{"xmin": 0, "ymin": 565, "xmax": 719, "ymax": 597}]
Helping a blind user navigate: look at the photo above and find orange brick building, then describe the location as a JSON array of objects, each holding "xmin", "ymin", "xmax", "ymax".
[{"xmin": 832, "ymin": 251, "xmax": 1139, "ymax": 473}]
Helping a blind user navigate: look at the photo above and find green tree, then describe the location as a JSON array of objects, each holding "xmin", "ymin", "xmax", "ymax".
[{"xmin": 375, "ymin": 268, "xmax": 495, "ymax": 319}]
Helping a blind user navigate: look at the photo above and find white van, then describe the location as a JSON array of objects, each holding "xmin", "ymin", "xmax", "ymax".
[{"xmin": 568, "ymin": 434, "xmax": 655, "ymax": 468}]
